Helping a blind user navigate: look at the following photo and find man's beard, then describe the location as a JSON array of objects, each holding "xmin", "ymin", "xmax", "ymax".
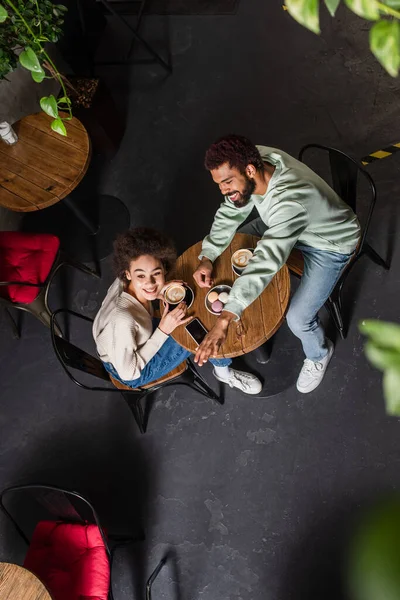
[{"xmin": 229, "ymin": 175, "xmax": 256, "ymax": 208}]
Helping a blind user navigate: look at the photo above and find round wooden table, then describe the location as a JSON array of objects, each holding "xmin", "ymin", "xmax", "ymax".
[
  {"xmin": 0, "ymin": 562, "xmax": 52, "ymax": 600},
  {"xmin": 171, "ymin": 233, "xmax": 290, "ymax": 358},
  {"xmin": 0, "ymin": 112, "xmax": 90, "ymax": 213},
  {"xmin": 0, "ymin": 112, "xmax": 130, "ymax": 260}
]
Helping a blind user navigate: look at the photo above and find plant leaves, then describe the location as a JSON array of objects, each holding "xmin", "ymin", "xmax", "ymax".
[
  {"xmin": 58, "ymin": 96, "xmax": 71, "ymax": 105},
  {"xmin": 344, "ymin": 0, "xmax": 380, "ymax": 20},
  {"xmin": 0, "ymin": 4, "xmax": 8, "ymax": 22},
  {"xmin": 19, "ymin": 47, "xmax": 44, "ymax": 73},
  {"xmin": 383, "ymin": 368, "xmax": 400, "ymax": 415},
  {"xmin": 370, "ymin": 20, "xmax": 400, "ymax": 77},
  {"xmin": 31, "ymin": 69, "xmax": 45, "ymax": 83},
  {"xmin": 359, "ymin": 320, "xmax": 400, "ymax": 351},
  {"xmin": 51, "ymin": 118, "xmax": 67, "ymax": 136},
  {"xmin": 285, "ymin": 0, "xmax": 320, "ymax": 34},
  {"xmin": 381, "ymin": 0, "xmax": 400, "ymax": 8},
  {"xmin": 325, "ymin": 0, "xmax": 341, "ymax": 16},
  {"xmin": 40, "ymin": 95, "xmax": 59, "ymax": 118},
  {"xmin": 365, "ymin": 341, "xmax": 400, "ymax": 371}
]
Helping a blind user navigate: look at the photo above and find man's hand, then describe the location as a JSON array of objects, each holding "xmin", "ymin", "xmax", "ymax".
[
  {"xmin": 193, "ymin": 257, "xmax": 214, "ymax": 288},
  {"xmin": 194, "ymin": 312, "xmax": 235, "ymax": 366}
]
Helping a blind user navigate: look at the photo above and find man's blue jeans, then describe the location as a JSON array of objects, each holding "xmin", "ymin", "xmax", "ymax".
[
  {"xmin": 104, "ymin": 318, "xmax": 231, "ymax": 388},
  {"xmin": 239, "ymin": 218, "xmax": 353, "ymax": 361}
]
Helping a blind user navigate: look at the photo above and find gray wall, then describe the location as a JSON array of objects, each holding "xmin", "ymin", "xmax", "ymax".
[{"xmin": 0, "ymin": 65, "xmax": 58, "ymax": 230}]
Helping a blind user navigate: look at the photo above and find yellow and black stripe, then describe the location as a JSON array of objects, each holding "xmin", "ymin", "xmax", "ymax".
[{"xmin": 361, "ymin": 143, "xmax": 400, "ymax": 166}]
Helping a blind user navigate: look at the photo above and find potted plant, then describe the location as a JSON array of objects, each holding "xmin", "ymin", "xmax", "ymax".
[{"xmin": 0, "ymin": 0, "xmax": 72, "ymax": 135}]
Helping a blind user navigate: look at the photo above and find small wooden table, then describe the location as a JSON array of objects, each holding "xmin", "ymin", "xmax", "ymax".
[
  {"xmin": 0, "ymin": 112, "xmax": 90, "ymax": 213},
  {"xmin": 0, "ymin": 562, "xmax": 52, "ymax": 600},
  {"xmin": 171, "ymin": 233, "xmax": 290, "ymax": 358},
  {"xmin": 0, "ymin": 112, "xmax": 130, "ymax": 260}
]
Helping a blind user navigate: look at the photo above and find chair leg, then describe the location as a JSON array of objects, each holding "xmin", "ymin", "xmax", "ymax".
[
  {"xmin": 4, "ymin": 307, "xmax": 20, "ymax": 339},
  {"xmin": 326, "ymin": 296, "xmax": 345, "ymax": 339},
  {"xmin": 121, "ymin": 392, "xmax": 146, "ymax": 434},
  {"xmin": 363, "ymin": 242, "xmax": 390, "ymax": 270},
  {"xmin": 187, "ymin": 361, "xmax": 223, "ymax": 405},
  {"xmin": 24, "ymin": 289, "xmax": 63, "ymax": 336}
]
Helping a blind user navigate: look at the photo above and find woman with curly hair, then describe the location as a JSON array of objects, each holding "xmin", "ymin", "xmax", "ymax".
[{"xmin": 93, "ymin": 227, "xmax": 262, "ymax": 393}]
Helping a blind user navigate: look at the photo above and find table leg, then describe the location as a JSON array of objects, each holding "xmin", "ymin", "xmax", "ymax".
[
  {"xmin": 63, "ymin": 196, "xmax": 99, "ymax": 235},
  {"xmin": 252, "ymin": 338, "xmax": 273, "ymax": 364}
]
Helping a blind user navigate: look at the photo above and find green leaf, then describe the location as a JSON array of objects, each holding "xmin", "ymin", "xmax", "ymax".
[
  {"xmin": 31, "ymin": 69, "xmax": 45, "ymax": 83},
  {"xmin": 0, "ymin": 4, "xmax": 8, "ymax": 22},
  {"xmin": 381, "ymin": 0, "xmax": 400, "ymax": 8},
  {"xmin": 370, "ymin": 20, "xmax": 400, "ymax": 77},
  {"xmin": 344, "ymin": 0, "xmax": 380, "ymax": 19},
  {"xmin": 383, "ymin": 368, "xmax": 400, "ymax": 415},
  {"xmin": 325, "ymin": 0, "xmax": 341, "ymax": 15},
  {"xmin": 18, "ymin": 47, "xmax": 43, "ymax": 73},
  {"xmin": 51, "ymin": 118, "xmax": 67, "ymax": 136},
  {"xmin": 40, "ymin": 95, "xmax": 59, "ymax": 118},
  {"xmin": 58, "ymin": 96, "xmax": 71, "ymax": 105},
  {"xmin": 285, "ymin": 0, "xmax": 320, "ymax": 34},
  {"xmin": 359, "ymin": 320, "xmax": 400, "ymax": 351},
  {"xmin": 365, "ymin": 341, "xmax": 400, "ymax": 371}
]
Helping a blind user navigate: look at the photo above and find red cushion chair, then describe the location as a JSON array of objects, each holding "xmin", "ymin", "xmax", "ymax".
[
  {"xmin": 24, "ymin": 521, "xmax": 110, "ymax": 600},
  {"xmin": 0, "ymin": 231, "xmax": 99, "ymax": 338},
  {"xmin": 0, "ymin": 232, "xmax": 60, "ymax": 304}
]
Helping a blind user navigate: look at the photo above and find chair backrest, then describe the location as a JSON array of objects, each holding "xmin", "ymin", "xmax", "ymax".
[
  {"xmin": 0, "ymin": 484, "xmax": 109, "ymax": 553},
  {"xmin": 298, "ymin": 144, "xmax": 377, "ymax": 249},
  {"xmin": 51, "ymin": 308, "xmax": 113, "ymax": 390}
]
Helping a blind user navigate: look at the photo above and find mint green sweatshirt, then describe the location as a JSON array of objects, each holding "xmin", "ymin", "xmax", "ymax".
[{"xmin": 200, "ymin": 146, "xmax": 360, "ymax": 319}]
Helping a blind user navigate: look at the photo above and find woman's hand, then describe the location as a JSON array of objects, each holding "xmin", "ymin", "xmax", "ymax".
[{"xmin": 159, "ymin": 301, "xmax": 192, "ymax": 335}]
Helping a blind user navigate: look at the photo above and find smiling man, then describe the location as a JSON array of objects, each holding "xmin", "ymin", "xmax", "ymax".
[{"xmin": 193, "ymin": 134, "xmax": 360, "ymax": 393}]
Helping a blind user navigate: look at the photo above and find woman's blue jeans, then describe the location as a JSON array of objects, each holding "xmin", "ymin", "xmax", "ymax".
[{"xmin": 104, "ymin": 318, "xmax": 231, "ymax": 388}]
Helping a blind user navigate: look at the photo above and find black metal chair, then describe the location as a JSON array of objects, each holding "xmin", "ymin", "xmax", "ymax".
[
  {"xmin": 0, "ymin": 483, "xmax": 147, "ymax": 600},
  {"xmin": 50, "ymin": 308, "xmax": 222, "ymax": 434},
  {"xmin": 77, "ymin": 0, "xmax": 172, "ymax": 73},
  {"xmin": 290, "ymin": 143, "xmax": 390, "ymax": 339}
]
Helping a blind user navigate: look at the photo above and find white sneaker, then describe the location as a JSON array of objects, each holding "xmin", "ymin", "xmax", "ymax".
[
  {"xmin": 213, "ymin": 368, "xmax": 262, "ymax": 395},
  {"xmin": 296, "ymin": 340, "xmax": 334, "ymax": 394}
]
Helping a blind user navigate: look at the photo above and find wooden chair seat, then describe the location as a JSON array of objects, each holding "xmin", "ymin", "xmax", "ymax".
[
  {"xmin": 109, "ymin": 360, "xmax": 187, "ymax": 391},
  {"xmin": 287, "ymin": 248, "xmax": 304, "ymax": 276}
]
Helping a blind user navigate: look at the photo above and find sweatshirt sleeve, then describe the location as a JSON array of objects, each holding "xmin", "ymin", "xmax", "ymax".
[
  {"xmin": 111, "ymin": 315, "xmax": 169, "ymax": 381},
  {"xmin": 223, "ymin": 199, "xmax": 309, "ymax": 319},
  {"xmin": 199, "ymin": 200, "xmax": 254, "ymax": 262}
]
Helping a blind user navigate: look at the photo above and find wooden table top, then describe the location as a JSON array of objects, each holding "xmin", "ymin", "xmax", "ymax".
[
  {"xmin": 0, "ymin": 112, "xmax": 90, "ymax": 212},
  {"xmin": 171, "ymin": 233, "xmax": 290, "ymax": 358},
  {"xmin": 0, "ymin": 562, "xmax": 52, "ymax": 600}
]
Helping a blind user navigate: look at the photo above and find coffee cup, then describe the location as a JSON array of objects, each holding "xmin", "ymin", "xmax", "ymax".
[
  {"xmin": 231, "ymin": 248, "xmax": 253, "ymax": 275},
  {"xmin": 164, "ymin": 283, "xmax": 186, "ymax": 305}
]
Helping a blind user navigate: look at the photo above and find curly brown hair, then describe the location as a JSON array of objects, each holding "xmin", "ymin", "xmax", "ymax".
[
  {"xmin": 204, "ymin": 134, "xmax": 264, "ymax": 174},
  {"xmin": 113, "ymin": 227, "xmax": 177, "ymax": 282}
]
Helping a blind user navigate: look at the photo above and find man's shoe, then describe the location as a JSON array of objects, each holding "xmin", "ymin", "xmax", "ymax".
[
  {"xmin": 296, "ymin": 340, "xmax": 334, "ymax": 394},
  {"xmin": 213, "ymin": 368, "xmax": 262, "ymax": 395}
]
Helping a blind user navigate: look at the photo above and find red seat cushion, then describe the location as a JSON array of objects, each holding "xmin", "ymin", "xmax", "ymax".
[
  {"xmin": 24, "ymin": 521, "xmax": 110, "ymax": 600},
  {"xmin": 0, "ymin": 232, "xmax": 59, "ymax": 304}
]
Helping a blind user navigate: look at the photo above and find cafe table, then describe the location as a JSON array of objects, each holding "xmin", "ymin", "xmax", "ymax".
[
  {"xmin": 0, "ymin": 112, "xmax": 129, "ymax": 260},
  {"xmin": 171, "ymin": 233, "xmax": 290, "ymax": 359},
  {"xmin": 0, "ymin": 562, "xmax": 52, "ymax": 600}
]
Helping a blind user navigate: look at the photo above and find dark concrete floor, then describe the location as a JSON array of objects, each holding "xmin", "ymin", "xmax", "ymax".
[{"xmin": 1, "ymin": 1, "xmax": 400, "ymax": 599}]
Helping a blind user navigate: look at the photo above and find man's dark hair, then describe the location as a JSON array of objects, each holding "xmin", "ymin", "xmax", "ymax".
[
  {"xmin": 204, "ymin": 134, "xmax": 264, "ymax": 173},
  {"xmin": 113, "ymin": 227, "xmax": 177, "ymax": 282}
]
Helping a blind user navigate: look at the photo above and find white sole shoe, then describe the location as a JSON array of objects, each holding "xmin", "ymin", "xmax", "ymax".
[
  {"xmin": 296, "ymin": 340, "xmax": 334, "ymax": 394},
  {"xmin": 213, "ymin": 368, "xmax": 262, "ymax": 395}
]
